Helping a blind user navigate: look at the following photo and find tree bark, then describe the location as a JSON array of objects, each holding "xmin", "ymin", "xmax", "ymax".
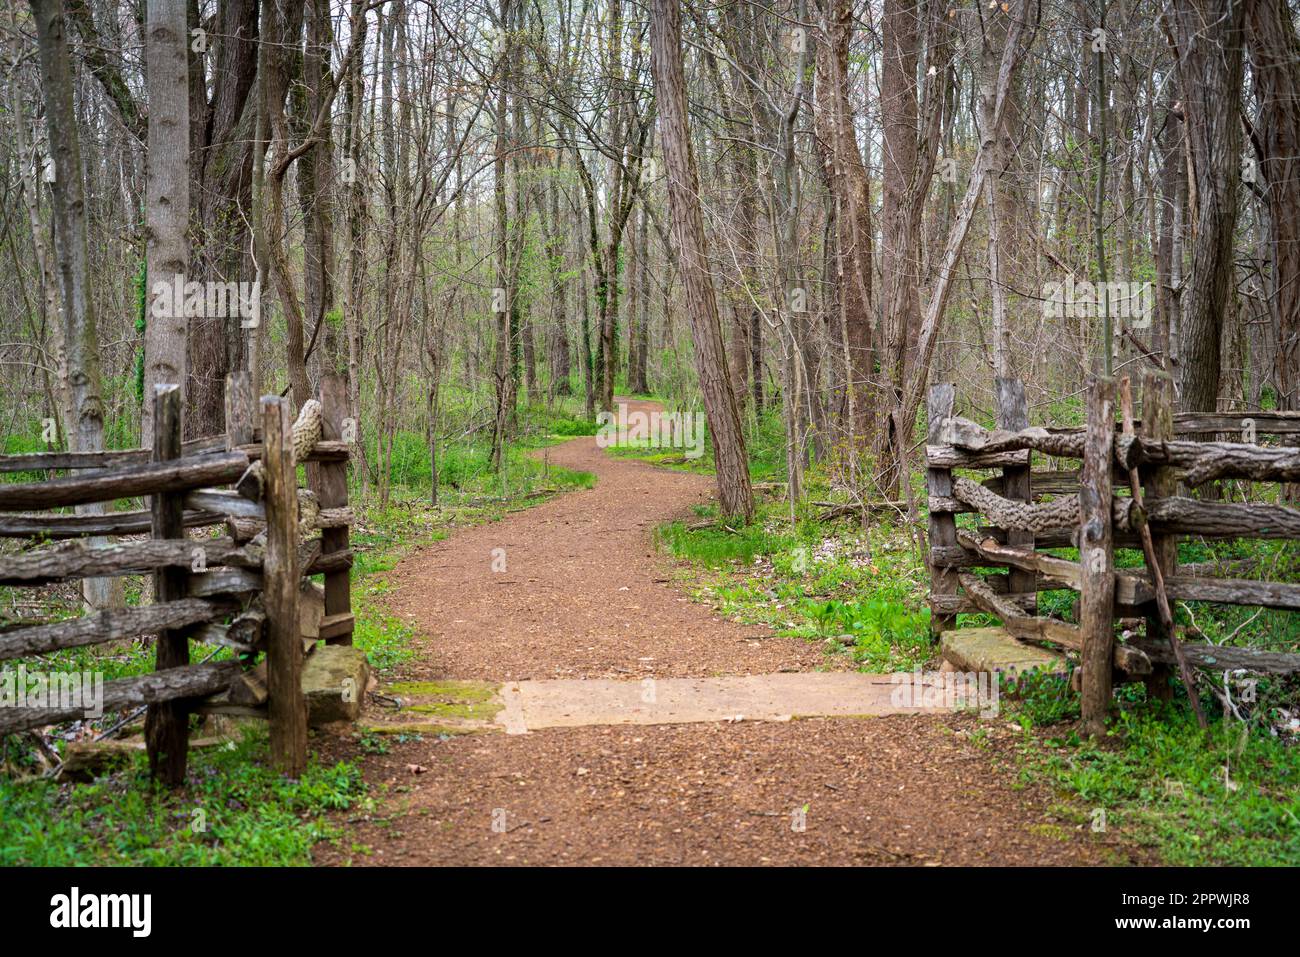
[
  {"xmin": 1247, "ymin": 0, "xmax": 1300, "ymax": 413},
  {"xmin": 650, "ymin": 0, "xmax": 754, "ymax": 522},
  {"xmin": 30, "ymin": 0, "xmax": 119, "ymax": 611},
  {"xmin": 490, "ymin": 0, "xmax": 515, "ymax": 471},
  {"xmin": 189, "ymin": 0, "xmax": 260, "ymax": 439},
  {"xmin": 143, "ymin": 0, "xmax": 190, "ymax": 446},
  {"xmin": 814, "ymin": 0, "xmax": 874, "ymax": 445},
  {"xmin": 877, "ymin": 0, "xmax": 950, "ymax": 491},
  {"xmin": 1169, "ymin": 0, "xmax": 1246, "ymax": 414}
]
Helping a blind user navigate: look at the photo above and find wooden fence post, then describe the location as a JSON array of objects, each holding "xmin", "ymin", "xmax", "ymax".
[
  {"xmin": 996, "ymin": 377, "xmax": 1035, "ymax": 610},
  {"xmin": 315, "ymin": 375, "xmax": 353, "ymax": 644},
  {"xmin": 1141, "ymin": 369, "xmax": 1177, "ymax": 702},
  {"xmin": 144, "ymin": 384, "xmax": 191, "ymax": 785},
  {"xmin": 927, "ymin": 383, "xmax": 959, "ymax": 635},
  {"xmin": 1080, "ymin": 375, "xmax": 1116, "ymax": 738},
  {"xmin": 263, "ymin": 396, "xmax": 306, "ymax": 776}
]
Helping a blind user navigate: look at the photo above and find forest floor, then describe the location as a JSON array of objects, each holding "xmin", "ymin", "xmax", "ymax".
[{"xmin": 314, "ymin": 400, "xmax": 1135, "ymax": 866}]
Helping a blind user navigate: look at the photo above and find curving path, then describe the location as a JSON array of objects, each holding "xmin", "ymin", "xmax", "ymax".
[{"xmin": 315, "ymin": 400, "xmax": 1130, "ymax": 866}]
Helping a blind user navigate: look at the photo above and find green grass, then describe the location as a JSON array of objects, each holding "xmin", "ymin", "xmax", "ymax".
[
  {"xmin": 656, "ymin": 515, "xmax": 781, "ymax": 565},
  {"xmin": 948, "ymin": 526, "xmax": 1300, "ymax": 865},
  {"xmin": 606, "ymin": 443, "xmax": 716, "ymax": 474},
  {"xmin": 0, "ymin": 724, "xmax": 367, "ymax": 866},
  {"xmin": 360, "ymin": 391, "xmax": 600, "ymax": 494},
  {"xmin": 654, "ymin": 481, "xmax": 934, "ymax": 670},
  {"xmin": 1010, "ymin": 682, "xmax": 1300, "ymax": 865}
]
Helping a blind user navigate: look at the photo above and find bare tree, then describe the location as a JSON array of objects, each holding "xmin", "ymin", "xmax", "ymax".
[
  {"xmin": 142, "ymin": 0, "xmax": 189, "ymax": 447},
  {"xmin": 1167, "ymin": 0, "xmax": 1246, "ymax": 413},
  {"xmin": 1246, "ymin": 0, "xmax": 1300, "ymax": 412},
  {"xmin": 814, "ymin": 0, "xmax": 874, "ymax": 446},
  {"xmin": 650, "ymin": 0, "xmax": 753, "ymax": 521},
  {"xmin": 29, "ymin": 0, "xmax": 117, "ymax": 610}
]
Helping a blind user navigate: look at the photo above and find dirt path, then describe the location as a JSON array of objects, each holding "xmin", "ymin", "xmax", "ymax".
[
  {"xmin": 378, "ymin": 399, "xmax": 824, "ymax": 681},
  {"xmin": 316, "ymin": 400, "xmax": 1129, "ymax": 866}
]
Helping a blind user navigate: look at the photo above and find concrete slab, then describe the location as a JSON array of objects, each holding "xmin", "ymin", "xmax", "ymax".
[
  {"xmin": 496, "ymin": 672, "xmax": 968, "ymax": 733},
  {"xmin": 941, "ymin": 626, "xmax": 1066, "ymax": 680}
]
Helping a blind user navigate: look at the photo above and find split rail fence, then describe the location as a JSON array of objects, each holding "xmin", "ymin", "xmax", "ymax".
[
  {"xmin": 0, "ymin": 373, "xmax": 354, "ymax": 782},
  {"xmin": 926, "ymin": 371, "xmax": 1300, "ymax": 734}
]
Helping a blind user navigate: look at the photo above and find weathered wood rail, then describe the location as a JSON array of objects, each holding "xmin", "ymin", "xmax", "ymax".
[
  {"xmin": 0, "ymin": 374, "xmax": 355, "ymax": 782},
  {"xmin": 926, "ymin": 372, "xmax": 1300, "ymax": 737}
]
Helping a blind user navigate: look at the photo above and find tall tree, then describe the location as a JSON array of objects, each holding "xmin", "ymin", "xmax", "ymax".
[
  {"xmin": 188, "ymin": 0, "xmax": 260, "ymax": 438},
  {"xmin": 30, "ymin": 0, "xmax": 117, "ymax": 610},
  {"xmin": 143, "ymin": 0, "xmax": 189, "ymax": 446},
  {"xmin": 814, "ymin": 0, "xmax": 874, "ymax": 444},
  {"xmin": 490, "ymin": 0, "xmax": 516, "ymax": 471},
  {"xmin": 1153, "ymin": 88, "xmax": 1186, "ymax": 369},
  {"xmin": 877, "ymin": 0, "xmax": 950, "ymax": 491},
  {"xmin": 71, "ymin": 0, "xmax": 260, "ymax": 438},
  {"xmin": 1168, "ymin": 0, "xmax": 1246, "ymax": 413},
  {"xmin": 298, "ymin": 0, "xmax": 339, "ymax": 378},
  {"xmin": 977, "ymin": 0, "xmax": 1024, "ymax": 378},
  {"xmin": 893, "ymin": 0, "xmax": 1033, "ymax": 456},
  {"xmin": 1247, "ymin": 0, "xmax": 1300, "ymax": 412},
  {"xmin": 650, "ymin": 0, "xmax": 754, "ymax": 521}
]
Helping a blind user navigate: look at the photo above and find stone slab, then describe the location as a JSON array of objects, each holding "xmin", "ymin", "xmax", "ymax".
[
  {"xmin": 941, "ymin": 626, "xmax": 1066, "ymax": 679},
  {"xmin": 303, "ymin": 644, "xmax": 370, "ymax": 725},
  {"xmin": 496, "ymin": 671, "xmax": 968, "ymax": 734}
]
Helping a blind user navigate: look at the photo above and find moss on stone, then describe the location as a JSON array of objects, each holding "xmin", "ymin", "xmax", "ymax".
[
  {"xmin": 405, "ymin": 700, "xmax": 502, "ymax": 721},
  {"xmin": 358, "ymin": 720, "xmax": 500, "ymax": 736},
  {"xmin": 385, "ymin": 679, "xmax": 498, "ymax": 703}
]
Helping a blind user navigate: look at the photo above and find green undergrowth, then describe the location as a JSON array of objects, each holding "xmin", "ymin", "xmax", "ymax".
[
  {"xmin": 655, "ymin": 476, "xmax": 934, "ymax": 671},
  {"xmin": 998, "ymin": 533, "xmax": 1300, "ymax": 866},
  {"xmin": 366, "ymin": 396, "xmax": 599, "ymax": 494},
  {"xmin": 0, "ymin": 724, "xmax": 367, "ymax": 866},
  {"xmin": 1009, "ymin": 674, "xmax": 1300, "ymax": 865}
]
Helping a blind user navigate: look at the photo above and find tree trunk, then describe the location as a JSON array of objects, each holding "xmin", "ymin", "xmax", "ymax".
[
  {"xmin": 650, "ymin": 0, "xmax": 754, "ymax": 522},
  {"xmin": 490, "ymin": 0, "xmax": 515, "ymax": 471},
  {"xmin": 631, "ymin": 201, "xmax": 651, "ymax": 394},
  {"xmin": 342, "ymin": 0, "xmax": 369, "ymax": 492},
  {"xmin": 814, "ymin": 0, "xmax": 874, "ymax": 443},
  {"xmin": 1247, "ymin": 0, "xmax": 1300, "ymax": 413},
  {"xmin": 1154, "ymin": 90, "xmax": 1185, "ymax": 368},
  {"xmin": 188, "ymin": 0, "xmax": 260, "ymax": 439},
  {"xmin": 297, "ymin": 0, "xmax": 338, "ymax": 379},
  {"xmin": 261, "ymin": 0, "xmax": 313, "ymax": 410},
  {"xmin": 1170, "ymin": 0, "xmax": 1246, "ymax": 414},
  {"xmin": 978, "ymin": 2, "xmax": 1021, "ymax": 378},
  {"xmin": 142, "ymin": 0, "xmax": 190, "ymax": 447},
  {"xmin": 877, "ymin": 0, "xmax": 936, "ymax": 490},
  {"xmin": 31, "ymin": 0, "xmax": 120, "ymax": 612}
]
